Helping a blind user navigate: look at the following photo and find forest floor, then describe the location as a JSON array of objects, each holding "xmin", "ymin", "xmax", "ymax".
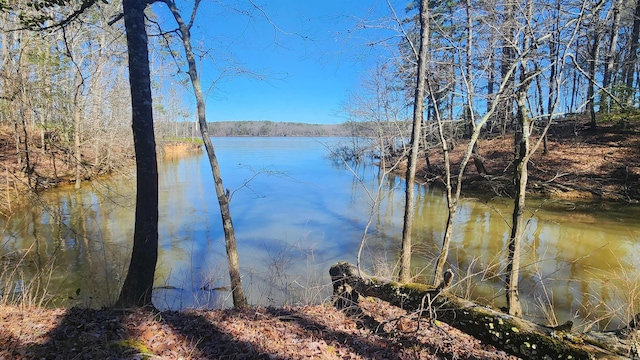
[
  {"xmin": 397, "ymin": 116, "xmax": 640, "ymax": 203},
  {"xmin": 0, "ymin": 301, "xmax": 519, "ymax": 360}
]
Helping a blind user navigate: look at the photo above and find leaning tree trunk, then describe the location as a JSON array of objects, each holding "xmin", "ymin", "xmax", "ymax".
[
  {"xmin": 399, "ymin": 0, "xmax": 429, "ymax": 283},
  {"xmin": 431, "ymin": 89, "xmax": 455, "ymax": 286},
  {"xmin": 330, "ymin": 262, "xmax": 636, "ymax": 360},
  {"xmin": 161, "ymin": 0, "xmax": 246, "ymax": 308},
  {"xmin": 115, "ymin": 0, "xmax": 159, "ymax": 308}
]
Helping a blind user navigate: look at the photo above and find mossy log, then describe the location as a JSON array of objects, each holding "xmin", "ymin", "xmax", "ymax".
[{"xmin": 330, "ymin": 261, "xmax": 638, "ymax": 359}]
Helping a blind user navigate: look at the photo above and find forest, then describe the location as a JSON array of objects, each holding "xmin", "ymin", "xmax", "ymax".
[{"xmin": 0, "ymin": 0, "xmax": 640, "ymax": 358}]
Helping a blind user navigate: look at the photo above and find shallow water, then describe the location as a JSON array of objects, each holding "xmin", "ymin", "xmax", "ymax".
[{"xmin": 1, "ymin": 137, "xmax": 639, "ymax": 330}]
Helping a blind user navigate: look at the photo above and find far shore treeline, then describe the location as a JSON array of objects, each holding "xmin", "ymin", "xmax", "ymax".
[
  {"xmin": 209, "ymin": 120, "xmax": 349, "ymax": 137},
  {"xmin": 159, "ymin": 120, "xmax": 355, "ymax": 137}
]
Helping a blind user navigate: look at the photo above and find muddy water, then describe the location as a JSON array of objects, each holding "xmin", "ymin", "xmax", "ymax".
[{"xmin": 1, "ymin": 137, "xmax": 638, "ymax": 330}]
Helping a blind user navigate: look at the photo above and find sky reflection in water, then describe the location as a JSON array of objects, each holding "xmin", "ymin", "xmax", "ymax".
[{"xmin": 2, "ymin": 137, "xmax": 639, "ymax": 330}]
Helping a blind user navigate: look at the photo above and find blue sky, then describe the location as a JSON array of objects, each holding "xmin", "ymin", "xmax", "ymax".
[{"xmin": 154, "ymin": 1, "xmax": 404, "ymax": 124}]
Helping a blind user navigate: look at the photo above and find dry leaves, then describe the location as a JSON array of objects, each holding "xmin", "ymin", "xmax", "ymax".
[
  {"xmin": 403, "ymin": 120, "xmax": 640, "ymax": 201},
  {"xmin": 0, "ymin": 301, "xmax": 519, "ymax": 359}
]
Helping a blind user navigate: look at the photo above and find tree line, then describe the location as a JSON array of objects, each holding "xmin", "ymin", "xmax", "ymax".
[
  {"xmin": 0, "ymin": 0, "xmax": 201, "ymax": 195},
  {"xmin": 159, "ymin": 120, "xmax": 352, "ymax": 138},
  {"xmin": 207, "ymin": 121, "xmax": 347, "ymax": 137}
]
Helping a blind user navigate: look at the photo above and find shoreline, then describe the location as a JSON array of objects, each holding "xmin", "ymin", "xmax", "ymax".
[
  {"xmin": 0, "ymin": 141, "xmax": 203, "ymax": 216},
  {"xmin": 4, "ymin": 127, "xmax": 639, "ymax": 217}
]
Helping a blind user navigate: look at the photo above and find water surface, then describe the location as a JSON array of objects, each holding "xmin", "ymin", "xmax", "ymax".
[{"xmin": 2, "ymin": 137, "xmax": 639, "ymax": 329}]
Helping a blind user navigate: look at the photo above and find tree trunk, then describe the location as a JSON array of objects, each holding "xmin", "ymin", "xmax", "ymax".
[
  {"xmin": 623, "ymin": 0, "xmax": 640, "ymax": 107},
  {"xmin": 73, "ymin": 88, "xmax": 82, "ymax": 190},
  {"xmin": 115, "ymin": 0, "xmax": 159, "ymax": 308},
  {"xmin": 19, "ymin": 87, "xmax": 31, "ymax": 185},
  {"xmin": 330, "ymin": 262, "xmax": 636, "ymax": 360},
  {"xmin": 603, "ymin": 0, "xmax": 622, "ymax": 111},
  {"xmin": 505, "ymin": 81, "xmax": 531, "ymax": 317},
  {"xmin": 433, "ymin": 0, "xmax": 487, "ymax": 286},
  {"xmin": 471, "ymin": 142, "xmax": 487, "ymax": 174},
  {"xmin": 420, "ymin": 119, "xmax": 432, "ymax": 173},
  {"xmin": 498, "ymin": 0, "xmax": 516, "ymax": 135},
  {"xmin": 587, "ymin": 30, "xmax": 601, "ymax": 129},
  {"xmin": 543, "ymin": 0, "xmax": 560, "ymax": 156},
  {"xmin": 463, "ymin": 4, "xmax": 488, "ymax": 176},
  {"xmin": 487, "ymin": 50, "xmax": 496, "ymax": 132},
  {"xmin": 16, "ymin": 53, "xmax": 32, "ymax": 185},
  {"xmin": 399, "ymin": 0, "xmax": 429, "ymax": 283},
  {"xmin": 433, "ymin": 207, "xmax": 454, "ymax": 285},
  {"xmin": 160, "ymin": 0, "xmax": 246, "ymax": 308},
  {"xmin": 431, "ymin": 86, "xmax": 454, "ymax": 286}
]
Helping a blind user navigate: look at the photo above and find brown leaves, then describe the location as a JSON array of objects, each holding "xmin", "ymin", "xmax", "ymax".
[{"xmin": 0, "ymin": 303, "xmax": 516, "ymax": 359}]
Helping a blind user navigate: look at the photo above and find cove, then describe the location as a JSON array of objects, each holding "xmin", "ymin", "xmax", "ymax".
[{"xmin": 1, "ymin": 136, "xmax": 639, "ymax": 330}]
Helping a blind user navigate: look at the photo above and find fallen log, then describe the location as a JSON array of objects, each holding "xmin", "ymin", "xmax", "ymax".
[{"xmin": 329, "ymin": 261, "xmax": 638, "ymax": 360}]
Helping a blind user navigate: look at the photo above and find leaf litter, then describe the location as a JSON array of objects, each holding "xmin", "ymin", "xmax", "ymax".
[{"xmin": 0, "ymin": 299, "xmax": 519, "ymax": 359}]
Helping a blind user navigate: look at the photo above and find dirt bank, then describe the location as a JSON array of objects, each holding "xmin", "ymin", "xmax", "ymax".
[{"xmin": 0, "ymin": 129, "xmax": 201, "ymax": 216}]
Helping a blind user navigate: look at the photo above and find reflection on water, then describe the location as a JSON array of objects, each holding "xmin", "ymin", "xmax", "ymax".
[
  {"xmin": 1, "ymin": 137, "xmax": 639, "ymax": 330},
  {"xmin": 0, "ymin": 180, "xmax": 134, "ymax": 307}
]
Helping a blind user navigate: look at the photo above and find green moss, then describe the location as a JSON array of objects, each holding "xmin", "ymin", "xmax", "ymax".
[
  {"xmin": 334, "ymin": 261, "xmax": 611, "ymax": 359},
  {"xmin": 581, "ymin": 337, "xmax": 609, "ymax": 351},
  {"xmin": 400, "ymin": 282, "xmax": 433, "ymax": 292},
  {"xmin": 110, "ymin": 339, "xmax": 153, "ymax": 358},
  {"xmin": 326, "ymin": 345, "xmax": 337, "ymax": 356}
]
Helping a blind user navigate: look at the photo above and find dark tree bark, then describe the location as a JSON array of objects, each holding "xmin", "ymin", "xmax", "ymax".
[
  {"xmin": 399, "ymin": 0, "xmax": 429, "ymax": 283},
  {"xmin": 115, "ymin": 0, "xmax": 159, "ymax": 308},
  {"xmin": 504, "ymin": 0, "xmax": 539, "ymax": 317},
  {"xmin": 73, "ymin": 79, "xmax": 82, "ymax": 190},
  {"xmin": 159, "ymin": 0, "xmax": 246, "ymax": 308}
]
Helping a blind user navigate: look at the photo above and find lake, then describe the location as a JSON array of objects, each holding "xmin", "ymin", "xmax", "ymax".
[{"xmin": 2, "ymin": 137, "xmax": 639, "ymax": 330}]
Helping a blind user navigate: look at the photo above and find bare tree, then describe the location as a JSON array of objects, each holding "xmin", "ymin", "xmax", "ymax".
[
  {"xmin": 602, "ymin": 0, "xmax": 623, "ymax": 105},
  {"xmin": 339, "ymin": 62, "xmax": 409, "ymax": 275},
  {"xmin": 157, "ymin": 0, "xmax": 247, "ymax": 308},
  {"xmin": 587, "ymin": 6, "xmax": 603, "ymax": 129},
  {"xmin": 399, "ymin": 0, "xmax": 429, "ymax": 283},
  {"xmin": 502, "ymin": 0, "xmax": 596, "ymax": 316},
  {"xmin": 622, "ymin": 0, "xmax": 640, "ymax": 106}
]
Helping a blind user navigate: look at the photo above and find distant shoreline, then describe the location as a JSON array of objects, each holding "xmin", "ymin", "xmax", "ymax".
[{"xmin": 208, "ymin": 120, "xmax": 350, "ymax": 137}]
